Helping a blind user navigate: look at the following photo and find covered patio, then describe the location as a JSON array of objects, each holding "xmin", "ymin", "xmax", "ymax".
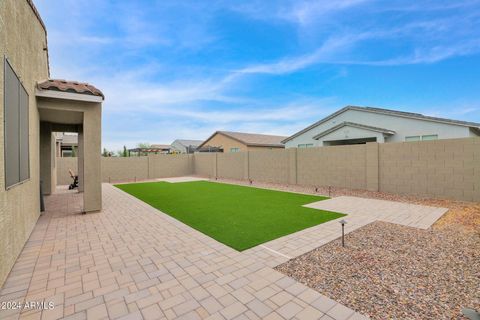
[{"xmin": 36, "ymin": 79, "xmax": 103, "ymax": 213}]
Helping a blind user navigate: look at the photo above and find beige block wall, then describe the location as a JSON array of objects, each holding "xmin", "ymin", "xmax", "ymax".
[
  {"xmin": 248, "ymin": 149, "xmax": 290, "ymax": 184},
  {"xmin": 217, "ymin": 152, "xmax": 246, "ymax": 180},
  {"xmin": 101, "ymin": 157, "xmax": 149, "ymax": 183},
  {"xmin": 193, "ymin": 153, "xmax": 216, "ymax": 177},
  {"xmin": 148, "ymin": 154, "xmax": 193, "ymax": 178},
  {"xmin": 56, "ymin": 157, "xmax": 78, "ymax": 185},
  {"xmin": 379, "ymin": 137, "xmax": 480, "ymax": 201},
  {"xmin": 57, "ymin": 155, "xmax": 194, "ymax": 183},
  {"xmin": 297, "ymin": 145, "xmax": 367, "ymax": 189},
  {"xmin": 0, "ymin": 0, "xmax": 50, "ymax": 286}
]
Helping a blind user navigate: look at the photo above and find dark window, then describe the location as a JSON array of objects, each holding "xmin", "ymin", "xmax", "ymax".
[{"xmin": 4, "ymin": 58, "xmax": 29, "ymax": 188}]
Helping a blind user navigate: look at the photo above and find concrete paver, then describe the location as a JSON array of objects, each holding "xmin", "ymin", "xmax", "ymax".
[
  {"xmin": 244, "ymin": 195, "xmax": 448, "ymax": 266},
  {"xmin": 0, "ymin": 183, "xmax": 448, "ymax": 319}
]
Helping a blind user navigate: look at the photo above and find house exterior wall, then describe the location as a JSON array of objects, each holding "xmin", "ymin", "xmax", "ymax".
[
  {"xmin": 285, "ymin": 109, "xmax": 476, "ymax": 148},
  {"xmin": 170, "ymin": 141, "xmax": 185, "ymax": 153},
  {"xmin": 201, "ymin": 133, "xmax": 248, "ymax": 152},
  {"xmin": 317, "ymin": 126, "xmax": 386, "ymax": 145},
  {"xmin": 200, "ymin": 133, "xmax": 284, "ymax": 152},
  {"xmin": 0, "ymin": 0, "xmax": 49, "ymax": 286}
]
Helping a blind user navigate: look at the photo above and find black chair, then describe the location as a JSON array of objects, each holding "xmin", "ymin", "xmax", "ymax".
[{"xmin": 68, "ymin": 169, "xmax": 79, "ymax": 190}]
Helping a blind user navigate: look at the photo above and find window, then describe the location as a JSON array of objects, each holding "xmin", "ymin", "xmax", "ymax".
[
  {"xmin": 4, "ymin": 58, "xmax": 29, "ymax": 188},
  {"xmin": 298, "ymin": 143, "xmax": 314, "ymax": 148},
  {"xmin": 422, "ymin": 134, "xmax": 438, "ymax": 141},
  {"xmin": 405, "ymin": 135, "xmax": 438, "ymax": 142},
  {"xmin": 405, "ymin": 136, "xmax": 420, "ymax": 142},
  {"xmin": 230, "ymin": 147, "xmax": 240, "ymax": 152}
]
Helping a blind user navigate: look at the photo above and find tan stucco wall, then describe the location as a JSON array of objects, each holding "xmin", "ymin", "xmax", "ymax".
[{"xmin": 0, "ymin": 0, "xmax": 49, "ymax": 286}]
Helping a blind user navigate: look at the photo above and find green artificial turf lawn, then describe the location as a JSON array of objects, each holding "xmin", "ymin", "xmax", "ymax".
[{"xmin": 115, "ymin": 181, "xmax": 344, "ymax": 251}]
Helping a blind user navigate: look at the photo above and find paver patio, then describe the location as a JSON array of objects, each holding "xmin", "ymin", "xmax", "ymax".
[
  {"xmin": 0, "ymin": 184, "xmax": 368, "ymax": 320},
  {"xmin": 243, "ymin": 195, "xmax": 448, "ymax": 267}
]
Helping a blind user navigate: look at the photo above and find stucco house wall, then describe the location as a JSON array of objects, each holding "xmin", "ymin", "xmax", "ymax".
[
  {"xmin": 201, "ymin": 133, "xmax": 248, "ymax": 152},
  {"xmin": 0, "ymin": 0, "xmax": 49, "ymax": 285},
  {"xmin": 285, "ymin": 108, "xmax": 477, "ymax": 148}
]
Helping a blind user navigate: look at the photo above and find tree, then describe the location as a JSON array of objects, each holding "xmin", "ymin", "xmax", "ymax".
[
  {"xmin": 123, "ymin": 145, "xmax": 128, "ymax": 157},
  {"xmin": 136, "ymin": 142, "xmax": 151, "ymax": 148}
]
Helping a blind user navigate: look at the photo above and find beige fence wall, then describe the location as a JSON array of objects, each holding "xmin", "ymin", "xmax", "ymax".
[
  {"xmin": 57, "ymin": 154, "xmax": 193, "ymax": 184},
  {"xmin": 193, "ymin": 153, "xmax": 215, "ymax": 177},
  {"xmin": 194, "ymin": 138, "xmax": 479, "ymax": 202},
  {"xmin": 217, "ymin": 152, "xmax": 246, "ymax": 180},
  {"xmin": 297, "ymin": 145, "xmax": 368, "ymax": 189},
  {"xmin": 378, "ymin": 138, "xmax": 480, "ymax": 201},
  {"xmin": 56, "ymin": 138, "xmax": 480, "ymax": 201},
  {"xmin": 56, "ymin": 157, "xmax": 78, "ymax": 185},
  {"xmin": 248, "ymin": 149, "xmax": 291, "ymax": 184}
]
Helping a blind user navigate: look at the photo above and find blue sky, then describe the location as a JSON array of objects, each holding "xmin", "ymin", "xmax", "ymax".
[{"xmin": 35, "ymin": 0, "xmax": 480, "ymax": 150}]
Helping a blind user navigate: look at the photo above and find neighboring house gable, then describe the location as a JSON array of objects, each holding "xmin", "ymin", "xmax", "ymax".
[
  {"xmin": 171, "ymin": 139, "xmax": 203, "ymax": 153},
  {"xmin": 198, "ymin": 131, "xmax": 287, "ymax": 152},
  {"xmin": 283, "ymin": 106, "xmax": 480, "ymax": 147}
]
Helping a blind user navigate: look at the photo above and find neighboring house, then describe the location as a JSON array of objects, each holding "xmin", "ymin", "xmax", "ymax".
[
  {"xmin": 198, "ymin": 131, "xmax": 287, "ymax": 152},
  {"xmin": 283, "ymin": 106, "xmax": 480, "ymax": 148},
  {"xmin": 55, "ymin": 132, "xmax": 78, "ymax": 157},
  {"xmin": 128, "ymin": 144, "xmax": 171, "ymax": 156},
  {"xmin": 0, "ymin": 0, "xmax": 103, "ymax": 286},
  {"xmin": 171, "ymin": 139, "xmax": 203, "ymax": 154}
]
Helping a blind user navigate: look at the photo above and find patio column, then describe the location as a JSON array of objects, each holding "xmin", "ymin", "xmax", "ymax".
[
  {"xmin": 40, "ymin": 122, "xmax": 55, "ymax": 195},
  {"xmin": 82, "ymin": 104, "xmax": 102, "ymax": 212},
  {"xmin": 77, "ymin": 126, "xmax": 84, "ymax": 192},
  {"xmin": 366, "ymin": 142, "xmax": 379, "ymax": 191}
]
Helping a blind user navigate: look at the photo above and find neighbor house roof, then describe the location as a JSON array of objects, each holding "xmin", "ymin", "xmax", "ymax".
[
  {"xmin": 199, "ymin": 131, "xmax": 287, "ymax": 148},
  {"xmin": 151, "ymin": 144, "xmax": 172, "ymax": 149},
  {"xmin": 37, "ymin": 79, "xmax": 104, "ymax": 98},
  {"xmin": 282, "ymin": 105, "xmax": 480, "ymax": 143},
  {"xmin": 173, "ymin": 139, "xmax": 203, "ymax": 147},
  {"xmin": 312, "ymin": 122, "xmax": 395, "ymax": 140}
]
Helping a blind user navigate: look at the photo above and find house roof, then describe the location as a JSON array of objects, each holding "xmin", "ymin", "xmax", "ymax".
[
  {"xmin": 55, "ymin": 133, "xmax": 78, "ymax": 145},
  {"xmin": 37, "ymin": 79, "xmax": 104, "ymax": 98},
  {"xmin": 312, "ymin": 122, "xmax": 396, "ymax": 140},
  {"xmin": 173, "ymin": 139, "xmax": 203, "ymax": 147},
  {"xmin": 282, "ymin": 105, "xmax": 480, "ymax": 143},
  {"xmin": 151, "ymin": 144, "xmax": 172, "ymax": 149},
  {"xmin": 199, "ymin": 131, "xmax": 287, "ymax": 148}
]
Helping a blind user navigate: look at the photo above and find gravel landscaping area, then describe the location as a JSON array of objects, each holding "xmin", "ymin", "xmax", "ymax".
[{"xmin": 275, "ymin": 221, "xmax": 479, "ymax": 319}]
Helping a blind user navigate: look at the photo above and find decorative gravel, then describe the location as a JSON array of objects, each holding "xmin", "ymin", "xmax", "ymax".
[{"xmin": 275, "ymin": 221, "xmax": 480, "ymax": 319}]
